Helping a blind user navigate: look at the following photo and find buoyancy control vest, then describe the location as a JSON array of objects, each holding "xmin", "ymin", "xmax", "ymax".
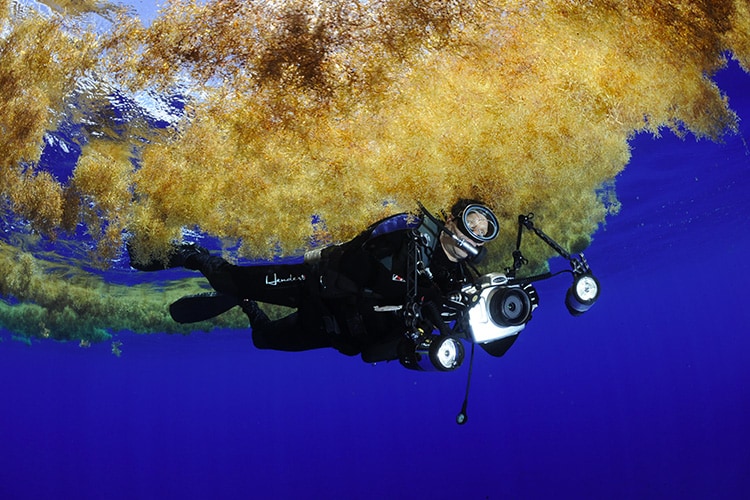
[{"xmin": 301, "ymin": 212, "xmax": 448, "ymax": 345}]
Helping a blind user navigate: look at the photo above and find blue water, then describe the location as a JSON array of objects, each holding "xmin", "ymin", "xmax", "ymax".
[{"xmin": 2, "ymin": 64, "xmax": 749, "ymax": 499}]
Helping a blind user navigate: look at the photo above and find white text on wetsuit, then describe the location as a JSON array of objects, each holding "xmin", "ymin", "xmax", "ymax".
[{"xmin": 265, "ymin": 273, "xmax": 306, "ymax": 286}]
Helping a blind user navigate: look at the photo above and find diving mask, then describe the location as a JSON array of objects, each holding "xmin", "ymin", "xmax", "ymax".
[{"xmin": 455, "ymin": 204, "xmax": 499, "ymax": 243}]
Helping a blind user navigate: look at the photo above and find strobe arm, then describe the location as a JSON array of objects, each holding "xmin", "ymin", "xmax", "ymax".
[
  {"xmin": 515, "ymin": 213, "xmax": 592, "ymax": 275},
  {"xmin": 512, "ymin": 213, "xmax": 601, "ymax": 315},
  {"xmin": 518, "ymin": 214, "xmax": 571, "ymax": 261}
]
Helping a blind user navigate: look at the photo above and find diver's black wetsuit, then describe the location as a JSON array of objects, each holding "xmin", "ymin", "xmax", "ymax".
[{"xmin": 186, "ymin": 213, "xmax": 474, "ymax": 362}]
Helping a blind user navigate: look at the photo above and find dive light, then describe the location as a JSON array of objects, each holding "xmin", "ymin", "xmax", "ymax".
[
  {"xmin": 565, "ymin": 272, "xmax": 601, "ymax": 316},
  {"xmin": 399, "ymin": 334, "xmax": 466, "ymax": 372}
]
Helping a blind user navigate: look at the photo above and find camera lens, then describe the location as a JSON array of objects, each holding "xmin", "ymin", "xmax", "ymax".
[{"xmin": 488, "ymin": 287, "xmax": 532, "ymax": 327}]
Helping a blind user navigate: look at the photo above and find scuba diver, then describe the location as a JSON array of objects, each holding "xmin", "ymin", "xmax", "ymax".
[
  {"xmin": 130, "ymin": 199, "xmax": 600, "ymax": 374},
  {"xmin": 130, "ymin": 199, "xmax": 600, "ymax": 423},
  {"xmin": 130, "ymin": 199, "xmax": 515, "ymax": 368}
]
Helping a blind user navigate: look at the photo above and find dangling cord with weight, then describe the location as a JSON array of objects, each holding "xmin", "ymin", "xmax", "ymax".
[{"xmin": 456, "ymin": 342, "xmax": 476, "ymax": 425}]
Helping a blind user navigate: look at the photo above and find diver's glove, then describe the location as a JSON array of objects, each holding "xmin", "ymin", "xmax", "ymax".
[{"xmin": 128, "ymin": 242, "xmax": 209, "ymax": 271}]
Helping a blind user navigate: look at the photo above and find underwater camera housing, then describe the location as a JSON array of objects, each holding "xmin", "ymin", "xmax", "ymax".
[
  {"xmin": 398, "ymin": 207, "xmax": 599, "ymax": 376},
  {"xmin": 463, "ymin": 273, "xmax": 539, "ymax": 344}
]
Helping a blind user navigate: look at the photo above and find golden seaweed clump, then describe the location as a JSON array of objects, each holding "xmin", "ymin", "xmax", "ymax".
[
  {"xmin": 1, "ymin": 1, "xmax": 750, "ymax": 342},
  {"xmin": 98, "ymin": 0, "xmax": 750, "ymax": 267},
  {"xmin": 62, "ymin": 140, "xmax": 136, "ymax": 265},
  {"xmin": 0, "ymin": 1, "xmax": 97, "ymax": 234}
]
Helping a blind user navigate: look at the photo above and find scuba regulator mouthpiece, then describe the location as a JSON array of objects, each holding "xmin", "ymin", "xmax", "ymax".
[{"xmin": 450, "ymin": 234, "xmax": 482, "ymax": 258}]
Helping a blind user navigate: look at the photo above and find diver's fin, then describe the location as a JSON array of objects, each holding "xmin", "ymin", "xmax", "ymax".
[{"xmin": 169, "ymin": 293, "xmax": 240, "ymax": 324}]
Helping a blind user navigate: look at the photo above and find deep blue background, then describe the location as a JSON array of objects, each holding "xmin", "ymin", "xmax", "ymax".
[{"xmin": 1, "ymin": 63, "xmax": 749, "ymax": 499}]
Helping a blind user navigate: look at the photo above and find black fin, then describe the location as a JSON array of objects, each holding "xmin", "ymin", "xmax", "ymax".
[{"xmin": 169, "ymin": 293, "xmax": 240, "ymax": 324}]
